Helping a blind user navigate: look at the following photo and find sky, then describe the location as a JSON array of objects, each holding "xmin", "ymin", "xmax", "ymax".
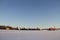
[{"xmin": 0, "ymin": 0, "xmax": 60, "ymax": 27}]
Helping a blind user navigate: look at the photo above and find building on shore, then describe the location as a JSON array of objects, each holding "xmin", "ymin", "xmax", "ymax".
[{"xmin": 5, "ymin": 26, "xmax": 12, "ymax": 30}]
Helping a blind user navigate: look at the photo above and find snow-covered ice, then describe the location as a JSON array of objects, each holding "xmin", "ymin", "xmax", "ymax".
[{"xmin": 0, "ymin": 30, "xmax": 60, "ymax": 40}]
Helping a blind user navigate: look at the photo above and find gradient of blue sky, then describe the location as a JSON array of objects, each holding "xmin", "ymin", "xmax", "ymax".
[{"xmin": 0, "ymin": 0, "xmax": 60, "ymax": 27}]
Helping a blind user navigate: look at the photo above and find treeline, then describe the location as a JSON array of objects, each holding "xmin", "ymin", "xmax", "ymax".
[
  {"xmin": 0, "ymin": 25, "xmax": 40, "ymax": 30},
  {"xmin": 0, "ymin": 25, "xmax": 18, "ymax": 30},
  {"xmin": 0, "ymin": 25, "xmax": 60, "ymax": 31}
]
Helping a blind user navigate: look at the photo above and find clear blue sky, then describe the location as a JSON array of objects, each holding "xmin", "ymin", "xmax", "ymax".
[{"xmin": 0, "ymin": 0, "xmax": 60, "ymax": 27}]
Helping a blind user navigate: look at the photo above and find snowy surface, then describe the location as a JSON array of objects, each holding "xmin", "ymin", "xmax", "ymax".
[{"xmin": 0, "ymin": 30, "xmax": 60, "ymax": 40}]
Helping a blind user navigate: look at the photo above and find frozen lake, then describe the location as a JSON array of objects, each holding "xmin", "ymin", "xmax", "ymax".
[{"xmin": 0, "ymin": 30, "xmax": 60, "ymax": 40}]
